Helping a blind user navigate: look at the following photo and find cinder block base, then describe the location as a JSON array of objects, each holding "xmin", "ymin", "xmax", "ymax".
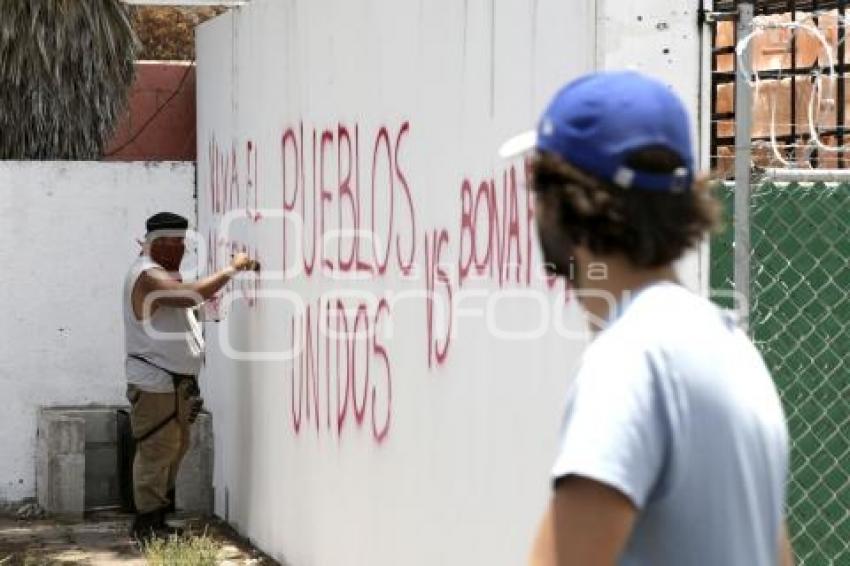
[
  {"xmin": 37, "ymin": 406, "xmax": 213, "ymax": 516},
  {"xmin": 37, "ymin": 410, "xmax": 85, "ymax": 518},
  {"xmin": 61, "ymin": 407, "xmax": 120, "ymax": 509}
]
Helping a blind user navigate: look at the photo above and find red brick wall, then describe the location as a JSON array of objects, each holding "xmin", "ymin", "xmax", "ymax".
[{"xmin": 104, "ymin": 61, "xmax": 196, "ymax": 161}]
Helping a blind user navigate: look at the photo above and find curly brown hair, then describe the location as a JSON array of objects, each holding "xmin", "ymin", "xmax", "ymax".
[{"xmin": 531, "ymin": 149, "xmax": 720, "ymax": 269}]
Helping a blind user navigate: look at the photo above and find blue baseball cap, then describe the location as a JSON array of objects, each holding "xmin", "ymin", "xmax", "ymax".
[{"xmin": 501, "ymin": 71, "xmax": 694, "ymax": 192}]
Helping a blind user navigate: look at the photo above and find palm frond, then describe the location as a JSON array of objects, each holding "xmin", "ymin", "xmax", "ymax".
[{"xmin": 0, "ymin": 0, "xmax": 139, "ymax": 159}]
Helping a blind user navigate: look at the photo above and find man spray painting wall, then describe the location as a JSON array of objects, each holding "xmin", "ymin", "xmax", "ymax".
[{"xmin": 123, "ymin": 212, "xmax": 258, "ymax": 540}]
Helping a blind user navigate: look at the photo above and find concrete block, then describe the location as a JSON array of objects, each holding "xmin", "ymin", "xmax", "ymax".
[
  {"xmin": 37, "ymin": 411, "xmax": 85, "ymax": 518},
  {"xmin": 41, "ymin": 414, "xmax": 85, "ymax": 455},
  {"xmin": 36, "ymin": 406, "xmax": 212, "ymax": 515},
  {"xmin": 42, "ymin": 407, "xmax": 124, "ymax": 510},
  {"xmin": 176, "ymin": 412, "xmax": 213, "ymax": 515},
  {"xmin": 81, "ymin": 408, "xmax": 117, "ymax": 445},
  {"xmin": 50, "ymin": 454, "xmax": 84, "ymax": 514},
  {"xmin": 56, "ymin": 407, "xmax": 117, "ymax": 445},
  {"xmin": 84, "ymin": 446, "xmax": 119, "ymax": 508}
]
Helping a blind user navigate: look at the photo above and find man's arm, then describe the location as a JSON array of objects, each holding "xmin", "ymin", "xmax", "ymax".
[
  {"xmin": 138, "ymin": 252, "xmax": 255, "ymax": 311},
  {"xmin": 779, "ymin": 519, "xmax": 795, "ymax": 566},
  {"xmin": 529, "ymin": 476, "xmax": 637, "ymax": 566}
]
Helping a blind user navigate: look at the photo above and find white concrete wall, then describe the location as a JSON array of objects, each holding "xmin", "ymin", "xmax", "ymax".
[
  {"xmin": 597, "ymin": 0, "xmax": 710, "ymax": 292},
  {"xmin": 195, "ymin": 1, "xmax": 703, "ymax": 565},
  {"xmin": 0, "ymin": 161, "xmax": 195, "ymax": 505}
]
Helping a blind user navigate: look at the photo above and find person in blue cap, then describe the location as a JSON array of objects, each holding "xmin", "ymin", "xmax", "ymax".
[{"xmin": 520, "ymin": 71, "xmax": 794, "ymax": 565}]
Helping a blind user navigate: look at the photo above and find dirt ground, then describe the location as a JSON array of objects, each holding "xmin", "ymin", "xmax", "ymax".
[{"xmin": 0, "ymin": 510, "xmax": 279, "ymax": 566}]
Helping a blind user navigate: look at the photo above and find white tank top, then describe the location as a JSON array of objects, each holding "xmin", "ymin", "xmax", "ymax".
[{"xmin": 123, "ymin": 255, "xmax": 203, "ymax": 392}]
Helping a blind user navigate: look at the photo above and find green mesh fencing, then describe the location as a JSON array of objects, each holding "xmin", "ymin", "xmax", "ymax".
[{"xmin": 711, "ymin": 182, "xmax": 850, "ymax": 565}]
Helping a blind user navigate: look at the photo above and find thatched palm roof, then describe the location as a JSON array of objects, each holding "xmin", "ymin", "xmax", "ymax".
[{"xmin": 0, "ymin": 0, "xmax": 139, "ymax": 159}]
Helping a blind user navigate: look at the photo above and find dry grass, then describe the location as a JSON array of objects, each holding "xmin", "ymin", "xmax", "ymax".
[
  {"xmin": 132, "ymin": 6, "xmax": 227, "ymax": 61},
  {"xmin": 142, "ymin": 529, "xmax": 221, "ymax": 566}
]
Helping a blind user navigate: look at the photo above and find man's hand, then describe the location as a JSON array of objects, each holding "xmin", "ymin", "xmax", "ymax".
[{"xmin": 231, "ymin": 252, "xmax": 259, "ymax": 272}]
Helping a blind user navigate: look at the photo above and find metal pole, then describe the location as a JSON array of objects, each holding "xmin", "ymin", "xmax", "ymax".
[
  {"xmin": 791, "ymin": 0, "xmax": 799, "ymax": 165},
  {"xmin": 840, "ymin": 0, "xmax": 847, "ymax": 168},
  {"xmin": 734, "ymin": 2, "xmax": 754, "ymax": 332}
]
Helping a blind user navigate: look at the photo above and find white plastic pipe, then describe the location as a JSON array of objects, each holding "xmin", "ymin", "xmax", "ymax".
[{"xmin": 762, "ymin": 168, "xmax": 850, "ymax": 182}]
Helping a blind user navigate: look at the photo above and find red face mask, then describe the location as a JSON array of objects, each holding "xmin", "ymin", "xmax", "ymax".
[{"xmin": 151, "ymin": 236, "xmax": 186, "ymax": 273}]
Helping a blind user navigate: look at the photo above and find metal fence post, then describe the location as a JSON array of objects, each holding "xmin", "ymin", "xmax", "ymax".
[
  {"xmin": 734, "ymin": 2, "xmax": 754, "ymax": 332},
  {"xmin": 710, "ymin": 3, "xmax": 850, "ymax": 563}
]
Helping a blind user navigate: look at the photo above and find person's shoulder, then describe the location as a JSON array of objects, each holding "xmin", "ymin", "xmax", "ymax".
[
  {"xmin": 580, "ymin": 322, "xmax": 653, "ymax": 385},
  {"xmin": 138, "ymin": 255, "xmax": 163, "ymax": 269},
  {"xmin": 586, "ymin": 284, "xmax": 714, "ymax": 369},
  {"xmin": 590, "ymin": 289, "xmax": 672, "ymax": 352},
  {"xmin": 129, "ymin": 254, "xmax": 161, "ymax": 272},
  {"xmin": 134, "ymin": 260, "xmax": 170, "ymax": 291},
  {"xmin": 619, "ymin": 283, "xmax": 720, "ymax": 336},
  {"xmin": 633, "ymin": 282, "xmax": 709, "ymax": 312}
]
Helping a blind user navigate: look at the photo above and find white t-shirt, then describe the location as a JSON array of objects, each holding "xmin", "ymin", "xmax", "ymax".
[
  {"xmin": 552, "ymin": 282, "xmax": 789, "ymax": 566},
  {"xmin": 123, "ymin": 255, "xmax": 203, "ymax": 393}
]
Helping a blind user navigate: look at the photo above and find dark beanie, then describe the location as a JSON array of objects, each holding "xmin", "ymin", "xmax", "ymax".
[{"xmin": 146, "ymin": 212, "xmax": 189, "ymax": 234}]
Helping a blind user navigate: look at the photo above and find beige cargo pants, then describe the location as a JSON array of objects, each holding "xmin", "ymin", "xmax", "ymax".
[{"xmin": 126, "ymin": 380, "xmax": 194, "ymax": 514}]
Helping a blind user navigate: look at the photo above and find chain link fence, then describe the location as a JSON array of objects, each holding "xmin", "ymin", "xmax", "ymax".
[{"xmin": 711, "ymin": 181, "xmax": 850, "ymax": 565}]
